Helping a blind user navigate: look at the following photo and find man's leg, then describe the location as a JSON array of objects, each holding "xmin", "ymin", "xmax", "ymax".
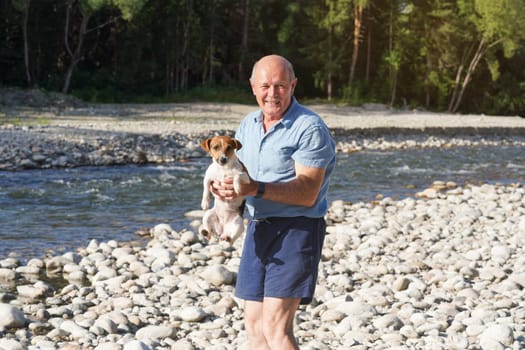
[
  {"xmin": 262, "ymin": 297, "xmax": 301, "ymax": 350},
  {"xmin": 244, "ymin": 300, "xmax": 270, "ymax": 350}
]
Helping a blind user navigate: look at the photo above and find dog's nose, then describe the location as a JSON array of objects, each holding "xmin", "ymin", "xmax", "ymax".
[{"xmin": 219, "ymin": 156, "xmax": 228, "ymax": 165}]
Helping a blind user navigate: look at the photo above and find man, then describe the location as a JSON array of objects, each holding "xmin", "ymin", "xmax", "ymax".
[{"xmin": 211, "ymin": 54, "xmax": 336, "ymax": 349}]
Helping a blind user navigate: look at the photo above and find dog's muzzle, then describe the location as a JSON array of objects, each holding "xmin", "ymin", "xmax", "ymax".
[{"xmin": 218, "ymin": 155, "xmax": 229, "ymax": 165}]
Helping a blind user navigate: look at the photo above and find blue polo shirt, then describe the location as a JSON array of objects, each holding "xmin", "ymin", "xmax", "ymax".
[{"xmin": 235, "ymin": 97, "xmax": 336, "ymax": 219}]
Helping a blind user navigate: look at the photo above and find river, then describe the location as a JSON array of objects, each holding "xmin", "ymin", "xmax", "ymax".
[{"xmin": 1, "ymin": 144, "xmax": 524, "ymax": 262}]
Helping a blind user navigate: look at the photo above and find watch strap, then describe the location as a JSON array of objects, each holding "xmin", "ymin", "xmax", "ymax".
[{"xmin": 255, "ymin": 181, "xmax": 265, "ymax": 198}]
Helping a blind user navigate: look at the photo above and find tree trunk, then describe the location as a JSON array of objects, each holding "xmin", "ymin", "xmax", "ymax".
[
  {"xmin": 327, "ymin": 27, "xmax": 333, "ymax": 101},
  {"xmin": 238, "ymin": 0, "xmax": 250, "ymax": 80},
  {"xmin": 327, "ymin": 71, "xmax": 332, "ymax": 101},
  {"xmin": 208, "ymin": 30, "xmax": 214, "ymax": 83},
  {"xmin": 425, "ymin": 47, "xmax": 431, "ymax": 108},
  {"xmin": 365, "ymin": 19, "xmax": 371, "ymax": 84},
  {"xmin": 178, "ymin": 0, "xmax": 192, "ymax": 91},
  {"xmin": 388, "ymin": 6, "xmax": 395, "ymax": 106},
  {"xmin": 22, "ymin": 0, "xmax": 31, "ymax": 86},
  {"xmin": 349, "ymin": 4, "xmax": 363, "ymax": 86},
  {"xmin": 166, "ymin": 59, "xmax": 174, "ymax": 95},
  {"xmin": 449, "ymin": 38, "xmax": 487, "ymax": 113},
  {"xmin": 390, "ymin": 72, "xmax": 397, "ymax": 107},
  {"xmin": 63, "ymin": 3, "xmax": 90, "ymax": 94},
  {"xmin": 448, "ymin": 43, "xmax": 472, "ymax": 112}
]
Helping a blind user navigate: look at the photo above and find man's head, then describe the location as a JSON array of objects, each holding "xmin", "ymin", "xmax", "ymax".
[{"xmin": 250, "ymin": 55, "xmax": 297, "ymax": 120}]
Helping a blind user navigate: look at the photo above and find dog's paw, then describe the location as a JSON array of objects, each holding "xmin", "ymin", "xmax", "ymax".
[
  {"xmin": 199, "ymin": 226, "xmax": 211, "ymax": 239},
  {"xmin": 239, "ymin": 173, "xmax": 250, "ymax": 183},
  {"xmin": 233, "ymin": 182, "xmax": 241, "ymax": 195},
  {"xmin": 220, "ymin": 233, "xmax": 234, "ymax": 245},
  {"xmin": 233, "ymin": 173, "xmax": 249, "ymax": 194}
]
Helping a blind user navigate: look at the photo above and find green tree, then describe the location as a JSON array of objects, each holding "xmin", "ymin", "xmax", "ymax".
[
  {"xmin": 400, "ymin": 0, "xmax": 459, "ymax": 110},
  {"xmin": 303, "ymin": 0, "xmax": 351, "ymax": 100},
  {"xmin": 448, "ymin": 0, "xmax": 525, "ymax": 112},
  {"xmin": 62, "ymin": 0, "xmax": 145, "ymax": 93}
]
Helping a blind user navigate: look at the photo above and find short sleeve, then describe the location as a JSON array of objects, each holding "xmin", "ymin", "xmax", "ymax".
[{"xmin": 293, "ymin": 123, "xmax": 335, "ymax": 169}]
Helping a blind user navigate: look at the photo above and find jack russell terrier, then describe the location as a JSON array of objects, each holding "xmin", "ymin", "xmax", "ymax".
[{"xmin": 199, "ymin": 135, "xmax": 250, "ymax": 243}]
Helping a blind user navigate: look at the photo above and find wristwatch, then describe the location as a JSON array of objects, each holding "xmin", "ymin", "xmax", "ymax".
[{"xmin": 255, "ymin": 181, "xmax": 266, "ymax": 198}]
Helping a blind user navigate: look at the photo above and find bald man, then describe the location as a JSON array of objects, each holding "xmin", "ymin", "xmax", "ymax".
[{"xmin": 211, "ymin": 55, "xmax": 336, "ymax": 349}]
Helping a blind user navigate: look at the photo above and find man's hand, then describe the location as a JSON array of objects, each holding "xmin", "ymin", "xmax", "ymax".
[{"xmin": 211, "ymin": 176, "xmax": 258, "ymax": 200}]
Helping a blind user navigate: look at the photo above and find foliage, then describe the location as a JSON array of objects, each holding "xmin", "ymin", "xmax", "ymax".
[{"xmin": 1, "ymin": 0, "xmax": 525, "ymax": 115}]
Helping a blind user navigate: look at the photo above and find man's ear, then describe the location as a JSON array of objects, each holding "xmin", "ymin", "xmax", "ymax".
[{"xmin": 290, "ymin": 77, "xmax": 298, "ymax": 94}]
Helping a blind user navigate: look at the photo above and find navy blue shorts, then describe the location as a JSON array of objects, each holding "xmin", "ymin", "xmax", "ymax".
[{"xmin": 235, "ymin": 216, "xmax": 326, "ymax": 305}]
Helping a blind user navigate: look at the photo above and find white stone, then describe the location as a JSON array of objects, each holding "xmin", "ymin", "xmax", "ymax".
[
  {"xmin": 94, "ymin": 317, "xmax": 118, "ymax": 334},
  {"xmin": 201, "ymin": 265, "xmax": 235, "ymax": 286},
  {"xmin": 0, "ymin": 303, "xmax": 26, "ymax": 328},
  {"xmin": 0, "ymin": 339, "xmax": 25, "ymax": 350},
  {"xmin": 95, "ymin": 343, "xmax": 122, "ymax": 350},
  {"xmin": 179, "ymin": 306, "xmax": 208, "ymax": 322},
  {"xmin": 59, "ymin": 319, "xmax": 90, "ymax": 339},
  {"xmin": 180, "ymin": 230, "xmax": 200, "ymax": 245},
  {"xmin": 0, "ymin": 268, "xmax": 17, "ymax": 280},
  {"xmin": 480, "ymin": 324, "xmax": 514, "ymax": 347},
  {"xmin": 136, "ymin": 324, "xmax": 175, "ymax": 340},
  {"xmin": 490, "ymin": 245, "xmax": 511, "ymax": 263},
  {"xmin": 123, "ymin": 340, "xmax": 151, "ymax": 350}
]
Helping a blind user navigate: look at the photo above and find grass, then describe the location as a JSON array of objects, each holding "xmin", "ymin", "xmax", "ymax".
[{"xmin": 0, "ymin": 112, "xmax": 52, "ymax": 126}]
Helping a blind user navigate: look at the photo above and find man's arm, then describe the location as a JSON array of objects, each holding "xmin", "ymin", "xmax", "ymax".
[
  {"xmin": 211, "ymin": 162, "xmax": 325, "ymax": 208},
  {"xmin": 258, "ymin": 163, "xmax": 325, "ymax": 207}
]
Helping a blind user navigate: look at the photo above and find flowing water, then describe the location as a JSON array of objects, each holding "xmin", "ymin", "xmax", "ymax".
[{"xmin": 1, "ymin": 145, "xmax": 524, "ymax": 262}]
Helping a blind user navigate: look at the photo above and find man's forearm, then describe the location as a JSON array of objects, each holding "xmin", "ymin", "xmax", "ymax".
[{"xmin": 257, "ymin": 176, "xmax": 322, "ymax": 207}]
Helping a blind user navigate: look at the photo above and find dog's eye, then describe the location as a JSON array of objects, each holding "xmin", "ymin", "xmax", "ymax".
[
  {"xmin": 225, "ymin": 146, "xmax": 232, "ymax": 152},
  {"xmin": 212, "ymin": 145, "xmax": 220, "ymax": 151}
]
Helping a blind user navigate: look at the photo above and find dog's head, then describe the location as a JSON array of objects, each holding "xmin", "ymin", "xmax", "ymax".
[{"xmin": 201, "ymin": 135, "xmax": 242, "ymax": 166}]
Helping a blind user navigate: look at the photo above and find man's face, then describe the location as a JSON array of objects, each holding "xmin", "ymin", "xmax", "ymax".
[{"xmin": 250, "ymin": 59, "xmax": 297, "ymax": 120}]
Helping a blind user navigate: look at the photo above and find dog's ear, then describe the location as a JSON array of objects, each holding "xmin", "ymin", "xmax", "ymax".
[
  {"xmin": 201, "ymin": 138, "xmax": 212, "ymax": 152},
  {"xmin": 233, "ymin": 139, "xmax": 243, "ymax": 150}
]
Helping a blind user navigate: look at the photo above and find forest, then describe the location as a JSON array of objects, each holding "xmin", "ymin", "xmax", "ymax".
[{"xmin": 1, "ymin": 0, "xmax": 525, "ymax": 115}]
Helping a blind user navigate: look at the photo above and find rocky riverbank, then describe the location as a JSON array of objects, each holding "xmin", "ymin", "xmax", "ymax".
[
  {"xmin": 0, "ymin": 182, "xmax": 524, "ymax": 349},
  {"xmin": 1, "ymin": 98, "xmax": 525, "ymax": 349},
  {"xmin": 1, "ymin": 101, "xmax": 525, "ymax": 171},
  {"xmin": 3, "ymin": 121, "xmax": 525, "ymax": 171}
]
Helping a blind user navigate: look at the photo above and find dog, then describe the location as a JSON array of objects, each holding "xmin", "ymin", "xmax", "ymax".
[{"xmin": 199, "ymin": 135, "xmax": 250, "ymax": 244}]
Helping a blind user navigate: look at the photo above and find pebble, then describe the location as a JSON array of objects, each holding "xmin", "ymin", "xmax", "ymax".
[{"xmin": 0, "ymin": 303, "xmax": 27, "ymax": 329}]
